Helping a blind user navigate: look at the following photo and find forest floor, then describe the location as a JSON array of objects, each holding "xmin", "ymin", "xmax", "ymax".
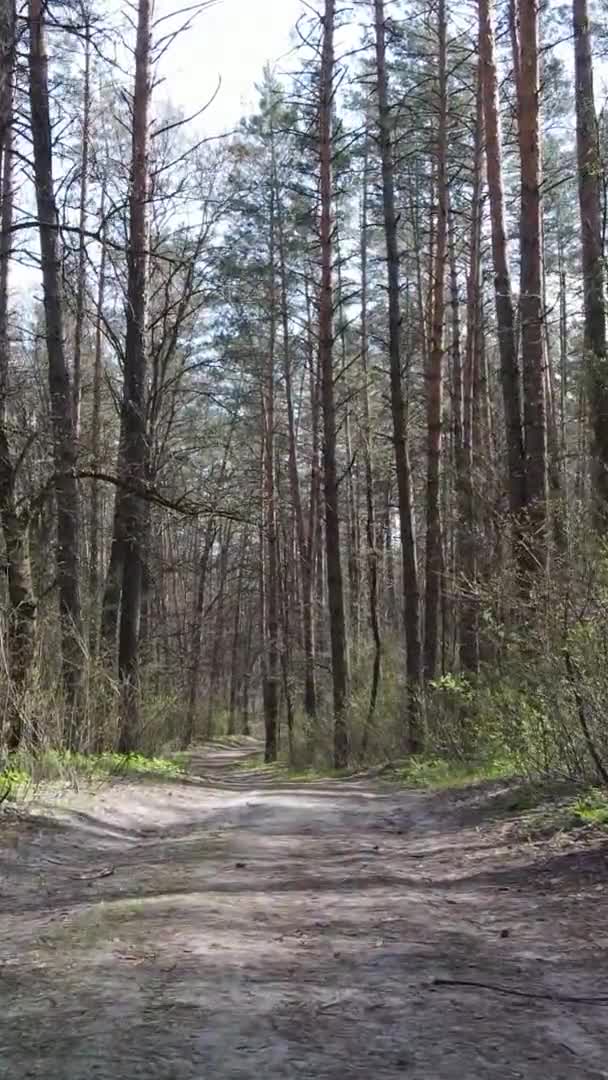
[{"xmin": 1, "ymin": 742, "xmax": 607, "ymax": 1079}]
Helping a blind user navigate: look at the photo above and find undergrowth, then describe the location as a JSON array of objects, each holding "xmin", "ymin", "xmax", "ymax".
[
  {"xmin": 230, "ymin": 747, "xmax": 517, "ymax": 788},
  {"xmin": 0, "ymin": 748, "xmax": 186, "ymax": 800},
  {"xmin": 570, "ymin": 788, "xmax": 608, "ymax": 827},
  {"xmin": 387, "ymin": 755, "xmax": 517, "ymax": 789}
]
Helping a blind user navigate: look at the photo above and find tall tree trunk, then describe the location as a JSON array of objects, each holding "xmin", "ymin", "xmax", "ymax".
[
  {"xmin": 99, "ymin": 476, "xmax": 126, "ymax": 655},
  {"xmin": 0, "ymin": 0, "xmax": 12, "ymax": 153},
  {"xmin": 424, "ymin": 0, "xmax": 448, "ymax": 682},
  {"xmin": 336, "ymin": 243, "xmax": 361, "ymax": 655},
  {"xmin": 558, "ymin": 247, "xmax": 569, "ymax": 497},
  {"xmin": 117, "ymin": 0, "xmax": 152, "ymax": 751},
  {"xmin": 542, "ymin": 226, "xmax": 565, "ymax": 550},
  {"xmin": 0, "ymin": 7, "xmax": 37, "ymax": 747},
  {"xmin": 241, "ymin": 599, "xmax": 254, "ymax": 736},
  {"xmin": 276, "ymin": 472, "xmax": 296, "ymax": 765},
  {"xmin": 458, "ymin": 67, "xmax": 484, "ymax": 674},
  {"xmin": 29, "ymin": 0, "xmax": 84, "ymax": 740},
  {"xmin": 573, "ymin": 0, "xmax": 608, "ymax": 526},
  {"xmin": 448, "ymin": 201, "xmax": 463, "ymax": 661},
  {"xmin": 509, "ymin": 0, "xmax": 521, "ymax": 99},
  {"xmin": 273, "ymin": 141, "xmax": 317, "ymax": 719},
  {"xmin": 448, "ymin": 149, "xmax": 484, "ymax": 679},
  {"xmin": 373, "ymin": 0, "xmax": 423, "ymax": 751},
  {"xmin": 360, "ymin": 137, "xmax": 381, "ymax": 746},
  {"xmin": 519, "ymin": 0, "xmax": 547, "ymax": 568},
  {"xmin": 228, "ymin": 527, "xmax": 247, "ymax": 737},
  {"xmin": 307, "ymin": 280, "xmax": 325, "ymax": 707},
  {"xmin": 478, "ymin": 0, "xmax": 526, "ymax": 520},
  {"xmin": 344, "ymin": 388, "xmax": 360, "ymax": 654},
  {"xmin": 71, "ymin": 11, "xmax": 91, "ymax": 441},
  {"xmin": 183, "ymin": 521, "xmax": 216, "ymax": 748},
  {"xmin": 206, "ymin": 524, "xmax": 231, "ymax": 738},
  {"xmin": 319, "ymin": 0, "xmax": 349, "ymax": 769},
  {"xmin": 381, "ymin": 475, "xmax": 397, "ymax": 628},
  {"xmin": 88, "ymin": 184, "xmax": 107, "ymax": 656},
  {"xmin": 262, "ymin": 194, "xmax": 280, "ymax": 763}
]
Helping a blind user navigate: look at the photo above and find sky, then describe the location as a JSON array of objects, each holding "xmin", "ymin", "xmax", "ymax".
[
  {"xmin": 155, "ymin": 0, "xmax": 305, "ymax": 132},
  {"xmin": 12, "ymin": 0, "xmax": 305, "ymax": 292}
]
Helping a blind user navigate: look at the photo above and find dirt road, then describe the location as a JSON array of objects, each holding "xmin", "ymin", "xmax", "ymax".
[{"xmin": 1, "ymin": 745, "xmax": 607, "ymax": 1078}]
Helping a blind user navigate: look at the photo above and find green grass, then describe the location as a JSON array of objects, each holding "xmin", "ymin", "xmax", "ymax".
[
  {"xmin": 390, "ymin": 757, "xmax": 608, "ymax": 829},
  {"xmin": 228, "ymin": 752, "xmax": 269, "ymax": 772},
  {"xmin": 510, "ymin": 786, "xmax": 608, "ymax": 841},
  {"xmin": 570, "ymin": 789, "xmax": 608, "ymax": 827},
  {"xmin": 286, "ymin": 765, "xmax": 355, "ymax": 781},
  {"xmin": 229, "ymin": 751, "xmax": 519, "ymax": 788},
  {"xmin": 389, "ymin": 755, "xmax": 517, "ymax": 790},
  {"xmin": 0, "ymin": 748, "xmax": 186, "ymax": 799},
  {"xmin": 385, "ymin": 757, "xmax": 608, "ymax": 837}
]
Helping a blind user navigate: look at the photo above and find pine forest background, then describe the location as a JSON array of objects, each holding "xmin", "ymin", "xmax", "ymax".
[{"xmin": 1, "ymin": 0, "xmax": 608, "ymax": 785}]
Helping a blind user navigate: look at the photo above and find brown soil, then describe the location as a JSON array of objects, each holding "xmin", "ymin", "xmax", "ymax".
[{"xmin": 1, "ymin": 745, "xmax": 607, "ymax": 1079}]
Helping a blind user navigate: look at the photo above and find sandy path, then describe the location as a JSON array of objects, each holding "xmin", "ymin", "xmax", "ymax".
[{"xmin": 1, "ymin": 745, "xmax": 607, "ymax": 1079}]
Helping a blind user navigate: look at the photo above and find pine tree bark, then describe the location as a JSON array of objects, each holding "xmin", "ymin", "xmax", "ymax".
[
  {"xmin": 88, "ymin": 184, "xmax": 107, "ymax": 656},
  {"xmin": 373, "ymin": 0, "xmax": 423, "ymax": 751},
  {"xmin": 344, "ymin": 387, "xmax": 361, "ymax": 653},
  {"xmin": 72, "ymin": 11, "xmax": 91, "ymax": 441},
  {"xmin": 360, "ymin": 138, "xmax": 381, "ymax": 743},
  {"xmin": 509, "ymin": 0, "xmax": 521, "ymax": 98},
  {"xmin": 206, "ymin": 524, "xmax": 231, "ymax": 739},
  {"xmin": 452, "ymin": 70, "xmax": 482, "ymax": 673},
  {"xmin": 542, "ymin": 227, "xmax": 565, "ymax": 549},
  {"xmin": 100, "ymin": 476, "xmax": 126, "ymax": 655},
  {"xmin": 336, "ymin": 244, "xmax": 361, "ymax": 655},
  {"xmin": 558, "ymin": 248, "xmax": 569, "ymax": 487},
  {"xmin": 424, "ymin": 0, "xmax": 448, "ymax": 682},
  {"xmin": 478, "ymin": 0, "xmax": 526, "ymax": 519},
  {"xmin": 518, "ymin": 0, "xmax": 547, "ymax": 567},
  {"xmin": 183, "ymin": 520, "xmax": 216, "ymax": 748},
  {"xmin": 0, "ymin": 0, "xmax": 13, "ymax": 159},
  {"xmin": 0, "ymin": 6, "xmax": 37, "ymax": 746},
  {"xmin": 273, "ymin": 138, "xmax": 317, "ymax": 719},
  {"xmin": 573, "ymin": 0, "xmax": 608, "ymax": 525},
  {"xmin": 117, "ymin": 0, "xmax": 152, "ymax": 750},
  {"xmin": 276, "ymin": 474, "xmax": 296, "ymax": 764},
  {"xmin": 307, "ymin": 280, "xmax": 325, "ymax": 704},
  {"xmin": 241, "ymin": 600, "xmax": 254, "ymax": 736},
  {"xmin": 381, "ymin": 475, "xmax": 397, "ymax": 628},
  {"xmin": 29, "ymin": 0, "xmax": 84, "ymax": 738},
  {"xmin": 320, "ymin": 0, "xmax": 349, "ymax": 768},
  {"xmin": 228, "ymin": 527, "xmax": 247, "ymax": 737},
  {"xmin": 262, "ymin": 188, "xmax": 279, "ymax": 763}
]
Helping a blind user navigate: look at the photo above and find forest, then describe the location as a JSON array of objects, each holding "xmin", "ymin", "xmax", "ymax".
[
  {"xmin": 3, "ymin": 2, "xmax": 608, "ymax": 1077},
  {"xmin": 0, "ymin": 0, "xmax": 607, "ymax": 788}
]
